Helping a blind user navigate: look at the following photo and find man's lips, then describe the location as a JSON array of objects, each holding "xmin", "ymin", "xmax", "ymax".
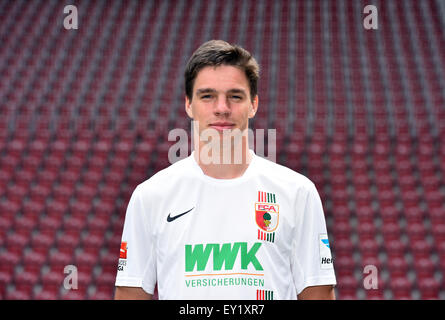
[{"xmin": 209, "ymin": 123, "xmax": 235, "ymax": 131}]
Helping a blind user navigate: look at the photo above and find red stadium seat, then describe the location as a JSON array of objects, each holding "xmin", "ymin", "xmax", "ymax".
[
  {"xmin": 34, "ymin": 284, "xmax": 60, "ymax": 300},
  {"xmin": 390, "ymin": 276, "xmax": 413, "ymax": 299},
  {"xmin": 336, "ymin": 275, "xmax": 359, "ymax": 299},
  {"xmin": 418, "ymin": 277, "xmax": 440, "ymax": 300}
]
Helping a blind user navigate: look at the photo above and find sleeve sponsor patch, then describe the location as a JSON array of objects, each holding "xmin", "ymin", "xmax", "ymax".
[
  {"xmin": 319, "ymin": 234, "xmax": 334, "ymax": 270},
  {"xmin": 120, "ymin": 241, "xmax": 127, "ymax": 259}
]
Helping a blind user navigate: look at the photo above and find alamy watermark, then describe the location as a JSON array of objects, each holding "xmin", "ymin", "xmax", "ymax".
[
  {"xmin": 63, "ymin": 4, "xmax": 378, "ymax": 31},
  {"xmin": 63, "ymin": 5, "xmax": 78, "ymax": 30},
  {"xmin": 363, "ymin": 264, "xmax": 378, "ymax": 290},
  {"xmin": 167, "ymin": 121, "xmax": 276, "ymax": 165},
  {"xmin": 63, "ymin": 264, "xmax": 78, "ymax": 290},
  {"xmin": 363, "ymin": 5, "xmax": 378, "ymax": 30}
]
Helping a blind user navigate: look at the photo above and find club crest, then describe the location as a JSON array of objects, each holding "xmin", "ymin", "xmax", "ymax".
[
  {"xmin": 255, "ymin": 203, "xmax": 279, "ymax": 232},
  {"xmin": 255, "ymin": 191, "xmax": 279, "ymax": 243}
]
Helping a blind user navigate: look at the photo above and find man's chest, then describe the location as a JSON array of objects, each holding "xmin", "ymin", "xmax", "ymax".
[{"xmin": 151, "ymin": 186, "xmax": 297, "ymax": 268}]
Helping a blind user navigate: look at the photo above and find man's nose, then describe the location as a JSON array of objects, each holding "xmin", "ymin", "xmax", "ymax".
[{"xmin": 214, "ymin": 95, "xmax": 230, "ymax": 115}]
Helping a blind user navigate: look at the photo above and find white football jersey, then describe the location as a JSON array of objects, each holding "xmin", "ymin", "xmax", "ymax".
[{"xmin": 115, "ymin": 150, "xmax": 336, "ymax": 299}]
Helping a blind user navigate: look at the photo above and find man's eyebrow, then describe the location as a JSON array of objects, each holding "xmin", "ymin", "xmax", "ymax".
[
  {"xmin": 227, "ymin": 88, "xmax": 247, "ymax": 95},
  {"xmin": 196, "ymin": 88, "xmax": 217, "ymax": 95}
]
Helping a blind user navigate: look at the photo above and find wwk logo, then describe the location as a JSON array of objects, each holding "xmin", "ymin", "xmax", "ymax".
[{"xmin": 185, "ymin": 242, "xmax": 263, "ymax": 272}]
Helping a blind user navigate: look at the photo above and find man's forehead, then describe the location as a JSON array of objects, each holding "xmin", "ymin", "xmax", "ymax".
[{"xmin": 193, "ymin": 65, "xmax": 250, "ymax": 94}]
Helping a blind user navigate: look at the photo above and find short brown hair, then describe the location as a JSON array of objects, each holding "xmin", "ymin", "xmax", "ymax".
[{"xmin": 184, "ymin": 40, "xmax": 259, "ymax": 101}]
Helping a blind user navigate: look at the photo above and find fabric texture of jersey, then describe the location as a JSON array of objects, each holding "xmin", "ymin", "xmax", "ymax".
[{"xmin": 115, "ymin": 151, "xmax": 336, "ymax": 299}]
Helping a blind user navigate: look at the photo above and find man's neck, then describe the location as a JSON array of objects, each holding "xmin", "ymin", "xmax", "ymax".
[{"xmin": 193, "ymin": 138, "xmax": 252, "ymax": 179}]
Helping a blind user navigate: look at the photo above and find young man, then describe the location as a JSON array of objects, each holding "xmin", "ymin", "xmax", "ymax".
[{"xmin": 114, "ymin": 40, "xmax": 336, "ymax": 300}]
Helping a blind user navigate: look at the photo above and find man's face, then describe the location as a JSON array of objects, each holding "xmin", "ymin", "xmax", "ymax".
[{"xmin": 185, "ymin": 65, "xmax": 258, "ymax": 136}]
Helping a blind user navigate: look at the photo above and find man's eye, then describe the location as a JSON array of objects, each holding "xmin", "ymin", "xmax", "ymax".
[
  {"xmin": 231, "ymin": 95, "xmax": 242, "ymax": 100},
  {"xmin": 201, "ymin": 95, "xmax": 212, "ymax": 100}
]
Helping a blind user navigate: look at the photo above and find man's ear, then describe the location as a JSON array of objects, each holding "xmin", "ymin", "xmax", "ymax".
[
  {"xmin": 248, "ymin": 95, "xmax": 259, "ymax": 118},
  {"xmin": 185, "ymin": 96, "xmax": 193, "ymax": 119}
]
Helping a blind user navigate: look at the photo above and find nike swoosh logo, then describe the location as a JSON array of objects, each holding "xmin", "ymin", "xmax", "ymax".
[{"xmin": 167, "ymin": 207, "xmax": 194, "ymax": 222}]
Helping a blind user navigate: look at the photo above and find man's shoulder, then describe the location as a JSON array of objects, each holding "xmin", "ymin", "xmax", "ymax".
[
  {"xmin": 136, "ymin": 155, "xmax": 193, "ymax": 192},
  {"xmin": 254, "ymin": 155, "xmax": 316, "ymax": 190}
]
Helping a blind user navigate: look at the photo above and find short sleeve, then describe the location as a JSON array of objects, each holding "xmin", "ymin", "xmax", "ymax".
[
  {"xmin": 115, "ymin": 185, "xmax": 156, "ymax": 294},
  {"xmin": 290, "ymin": 182, "xmax": 337, "ymax": 295}
]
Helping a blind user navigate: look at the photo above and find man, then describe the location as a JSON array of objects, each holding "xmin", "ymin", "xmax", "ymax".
[{"xmin": 114, "ymin": 40, "xmax": 336, "ymax": 300}]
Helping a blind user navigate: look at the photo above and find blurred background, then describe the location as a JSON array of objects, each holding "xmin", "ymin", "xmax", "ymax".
[{"xmin": 0, "ymin": 0, "xmax": 444, "ymax": 299}]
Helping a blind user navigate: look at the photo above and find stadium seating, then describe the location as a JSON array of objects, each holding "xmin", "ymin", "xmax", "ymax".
[{"xmin": 0, "ymin": 0, "xmax": 444, "ymax": 299}]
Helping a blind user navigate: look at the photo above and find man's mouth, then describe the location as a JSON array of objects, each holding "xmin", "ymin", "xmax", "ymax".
[{"xmin": 209, "ymin": 122, "xmax": 236, "ymax": 131}]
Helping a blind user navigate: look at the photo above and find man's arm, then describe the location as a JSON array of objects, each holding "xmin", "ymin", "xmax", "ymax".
[
  {"xmin": 297, "ymin": 285, "xmax": 336, "ymax": 300},
  {"xmin": 114, "ymin": 286, "xmax": 153, "ymax": 300}
]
